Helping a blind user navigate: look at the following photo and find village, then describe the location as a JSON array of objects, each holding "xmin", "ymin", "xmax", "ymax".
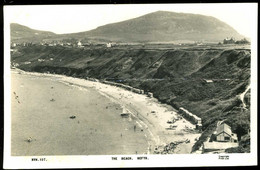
[{"xmin": 10, "ymin": 37, "xmax": 250, "ymax": 50}]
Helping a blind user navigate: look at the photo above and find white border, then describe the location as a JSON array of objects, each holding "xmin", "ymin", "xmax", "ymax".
[{"xmin": 3, "ymin": 4, "xmax": 258, "ymax": 168}]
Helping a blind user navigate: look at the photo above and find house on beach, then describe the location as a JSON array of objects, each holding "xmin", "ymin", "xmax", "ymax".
[
  {"xmin": 212, "ymin": 123, "xmax": 238, "ymax": 143},
  {"xmin": 203, "ymin": 123, "xmax": 238, "ymax": 153}
]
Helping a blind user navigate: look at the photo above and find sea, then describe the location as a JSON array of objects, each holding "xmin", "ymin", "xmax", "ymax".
[{"xmin": 11, "ymin": 71, "xmax": 149, "ymax": 156}]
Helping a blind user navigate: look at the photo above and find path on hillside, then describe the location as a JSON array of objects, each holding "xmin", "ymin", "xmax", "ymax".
[{"xmin": 240, "ymin": 83, "xmax": 251, "ymax": 109}]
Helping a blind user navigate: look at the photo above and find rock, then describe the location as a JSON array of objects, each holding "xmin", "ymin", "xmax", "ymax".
[{"xmin": 69, "ymin": 115, "xmax": 76, "ymax": 119}]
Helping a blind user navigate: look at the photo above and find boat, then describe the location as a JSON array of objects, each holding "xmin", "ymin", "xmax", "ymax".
[
  {"xmin": 166, "ymin": 125, "xmax": 178, "ymax": 130},
  {"xmin": 120, "ymin": 113, "xmax": 130, "ymax": 117},
  {"xmin": 167, "ymin": 120, "xmax": 175, "ymax": 124},
  {"xmin": 120, "ymin": 107, "xmax": 130, "ymax": 117}
]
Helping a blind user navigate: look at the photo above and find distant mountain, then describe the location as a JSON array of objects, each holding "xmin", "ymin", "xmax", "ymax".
[
  {"xmin": 70, "ymin": 11, "xmax": 244, "ymax": 43},
  {"xmin": 11, "ymin": 11, "xmax": 244, "ymax": 43},
  {"xmin": 10, "ymin": 23, "xmax": 58, "ymax": 43}
]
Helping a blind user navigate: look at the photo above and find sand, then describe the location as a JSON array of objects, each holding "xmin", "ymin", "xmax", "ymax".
[{"xmin": 11, "ymin": 69, "xmax": 201, "ymax": 155}]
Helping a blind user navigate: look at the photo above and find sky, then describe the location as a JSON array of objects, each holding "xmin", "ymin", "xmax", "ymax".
[{"xmin": 4, "ymin": 3, "xmax": 258, "ymax": 38}]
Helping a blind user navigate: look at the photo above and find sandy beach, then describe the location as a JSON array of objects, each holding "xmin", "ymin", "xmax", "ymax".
[{"xmin": 11, "ymin": 69, "xmax": 200, "ymax": 156}]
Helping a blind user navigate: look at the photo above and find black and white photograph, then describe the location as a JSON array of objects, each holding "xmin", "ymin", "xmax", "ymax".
[{"xmin": 3, "ymin": 3, "xmax": 258, "ymax": 168}]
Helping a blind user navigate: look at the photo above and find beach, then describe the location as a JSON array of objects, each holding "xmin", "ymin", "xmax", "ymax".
[{"xmin": 11, "ymin": 69, "xmax": 200, "ymax": 156}]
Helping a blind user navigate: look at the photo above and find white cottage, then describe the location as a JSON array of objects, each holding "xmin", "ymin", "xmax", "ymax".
[
  {"xmin": 77, "ymin": 41, "xmax": 82, "ymax": 47},
  {"xmin": 106, "ymin": 43, "xmax": 112, "ymax": 48},
  {"xmin": 215, "ymin": 123, "xmax": 238, "ymax": 143}
]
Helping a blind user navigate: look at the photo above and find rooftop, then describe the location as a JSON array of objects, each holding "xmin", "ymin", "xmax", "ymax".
[{"xmin": 216, "ymin": 123, "xmax": 232, "ymax": 136}]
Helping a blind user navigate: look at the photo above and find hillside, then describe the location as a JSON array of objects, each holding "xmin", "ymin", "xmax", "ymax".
[
  {"xmin": 78, "ymin": 11, "xmax": 243, "ymax": 42},
  {"xmin": 10, "ymin": 23, "xmax": 58, "ymax": 43},
  {"xmin": 11, "ymin": 11, "xmax": 244, "ymax": 43},
  {"xmin": 11, "ymin": 45, "xmax": 251, "ymax": 152}
]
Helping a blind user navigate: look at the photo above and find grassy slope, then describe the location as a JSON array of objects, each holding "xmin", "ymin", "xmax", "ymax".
[
  {"xmin": 11, "ymin": 45, "xmax": 251, "ymax": 152},
  {"xmin": 11, "ymin": 23, "xmax": 58, "ymax": 43},
  {"xmin": 65, "ymin": 11, "xmax": 243, "ymax": 42}
]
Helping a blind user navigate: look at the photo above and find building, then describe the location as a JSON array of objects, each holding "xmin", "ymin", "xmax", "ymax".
[
  {"xmin": 106, "ymin": 43, "xmax": 112, "ymax": 48},
  {"xmin": 38, "ymin": 59, "xmax": 45, "ymax": 62},
  {"xmin": 204, "ymin": 79, "xmax": 213, "ymax": 83},
  {"xmin": 179, "ymin": 107, "xmax": 201, "ymax": 124},
  {"xmin": 203, "ymin": 123, "xmax": 239, "ymax": 153},
  {"xmin": 179, "ymin": 107, "xmax": 202, "ymax": 130},
  {"xmin": 24, "ymin": 61, "xmax": 31, "ymax": 65},
  {"xmin": 235, "ymin": 38, "xmax": 250, "ymax": 44},
  {"xmin": 223, "ymin": 37, "xmax": 235, "ymax": 44},
  {"xmin": 12, "ymin": 63, "xmax": 20, "ymax": 67},
  {"xmin": 77, "ymin": 41, "xmax": 83, "ymax": 47},
  {"xmin": 132, "ymin": 88, "xmax": 141, "ymax": 94},
  {"xmin": 194, "ymin": 41, "xmax": 203, "ymax": 46},
  {"xmin": 215, "ymin": 123, "xmax": 238, "ymax": 143},
  {"xmin": 196, "ymin": 123, "xmax": 202, "ymax": 131},
  {"xmin": 147, "ymin": 92, "xmax": 153, "ymax": 98}
]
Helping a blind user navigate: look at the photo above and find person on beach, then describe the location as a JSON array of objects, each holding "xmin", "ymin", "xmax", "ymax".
[
  {"xmin": 27, "ymin": 137, "xmax": 32, "ymax": 142},
  {"xmin": 134, "ymin": 125, "xmax": 136, "ymax": 132}
]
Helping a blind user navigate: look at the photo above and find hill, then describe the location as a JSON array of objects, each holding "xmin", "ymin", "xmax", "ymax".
[
  {"xmin": 10, "ymin": 23, "xmax": 59, "ymax": 43},
  {"xmin": 67, "ymin": 11, "xmax": 244, "ymax": 43},
  {"xmin": 11, "ymin": 11, "xmax": 244, "ymax": 43}
]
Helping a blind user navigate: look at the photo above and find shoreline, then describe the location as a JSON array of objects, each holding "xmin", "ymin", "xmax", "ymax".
[{"xmin": 12, "ymin": 68, "xmax": 201, "ymax": 154}]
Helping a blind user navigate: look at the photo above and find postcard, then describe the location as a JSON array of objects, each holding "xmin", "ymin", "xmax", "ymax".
[{"xmin": 3, "ymin": 3, "xmax": 258, "ymax": 168}]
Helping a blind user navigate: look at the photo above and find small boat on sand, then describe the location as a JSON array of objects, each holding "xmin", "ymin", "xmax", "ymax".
[
  {"xmin": 120, "ymin": 107, "xmax": 130, "ymax": 117},
  {"xmin": 120, "ymin": 113, "xmax": 130, "ymax": 117},
  {"xmin": 165, "ymin": 125, "xmax": 178, "ymax": 130},
  {"xmin": 167, "ymin": 120, "xmax": 176, "ymax": 124}
]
